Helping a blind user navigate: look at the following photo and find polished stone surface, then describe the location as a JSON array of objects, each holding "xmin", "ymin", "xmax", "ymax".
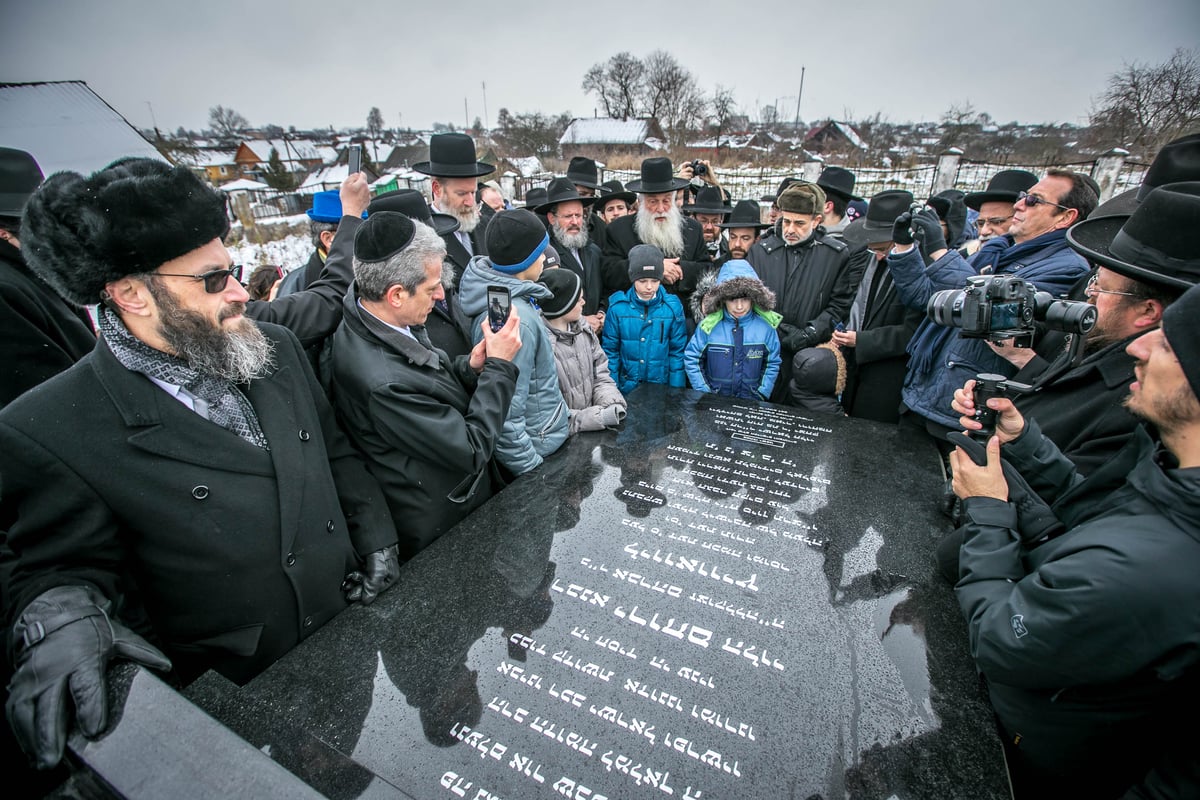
[{"xmin": 177, "ymin": 385, "xmax": 1009, "ymax": 799}]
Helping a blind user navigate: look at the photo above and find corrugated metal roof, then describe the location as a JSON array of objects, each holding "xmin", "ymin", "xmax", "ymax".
[
  {"xmin": 560, "ymin": 118, "xmax": 652, "ymax": 145},
  {"xmin": 0, "ymin": 81, "xmax": 165, "ymax": 175}
]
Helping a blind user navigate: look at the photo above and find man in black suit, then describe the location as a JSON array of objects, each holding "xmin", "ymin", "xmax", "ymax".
[
  {"xmin": 535, "ymin": 177, "xmax": 607, "ymax": 332},
  {"xmin": 414, "ymin": 133, "xmax": 493, "ymax": 288}
]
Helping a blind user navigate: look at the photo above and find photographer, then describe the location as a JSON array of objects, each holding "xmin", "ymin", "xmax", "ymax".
[
  {"xmin": 888, "ymin": 170, "xmax": 1095, "ymax": 450},
  {"xmin": 944, "ymin": 278, "xmax": 1200, "ymax": 798}
]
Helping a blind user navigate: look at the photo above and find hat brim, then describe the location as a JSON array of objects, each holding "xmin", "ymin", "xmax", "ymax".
[
  {"xmin": 859, "ymin": 220, "xmax": 898, "ymax": 245},
  {"xmin": 567, "ymin": 177, "xmax": 602, "ymax": 190},
  {"xmin": 626, "ymin": 177, "xmax": 690, "ymax": 193},
  {"xmin": 682, "ymin": 204, "xmax": 730, "ymax": 216},
  {"xmin": 963, "ymin": 191, "xmax": 1021, "ymax": 211},
  {"xmin": 598, "ymin": 191, "xmax": 637, "ymax": 205},
  {"xmin": 307, "ymin": 209, "xmax": 343, "ymax": 223},
  {"xmin": 719, "ymin": 219, "xmax": 769, "ymax": 230},
  {"xmin": 534, "ymin": 195, "xmax": 598, "ymax": 215},
  {"xmin": 412, "ymin": 161, "xmax": 496, "ymax": 178},
  {"xmin": 429, "ymin": 212, "xmax": 460, "ymax": 237},
  {"xmin": 818, "ymin": 186, "xmax": 862, "ymax": 203},
  {"xmin": 1067, "ymin": 213, "xmax": 1196, "ymax": 290},
  {"xmin": 1088, "ymin": 187, "xmax": 1138, "ymax": 219}
]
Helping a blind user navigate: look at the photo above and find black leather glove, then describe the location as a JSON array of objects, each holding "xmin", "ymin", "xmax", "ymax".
[
  {"xmin": 910, "ymin": 208, "xmax": 948, "ymax": 255},
  {"xmin": 342, "ymin": 544, "xmax": 401, "ymax": 605},
  {"xmin": 6, "ymin": 585, "xmax": 172, "ymax": 770},
  {"xmin": 891, "ymin": 211, "xmax": 916, "ymax": 246},
  {"xmin": 778, "ymin": 323, "xmax": 814, "ymax": 352}
]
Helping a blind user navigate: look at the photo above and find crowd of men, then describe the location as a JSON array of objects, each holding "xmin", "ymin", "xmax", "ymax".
[{"xmin": 0, "ymin": 128, "xmax": 1197, "ymax": 798}]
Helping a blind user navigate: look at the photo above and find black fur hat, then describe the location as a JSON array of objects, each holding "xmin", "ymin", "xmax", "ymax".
[{"xmin": 20, "ymin": 157, "xmax": 231, "ymax": 306}]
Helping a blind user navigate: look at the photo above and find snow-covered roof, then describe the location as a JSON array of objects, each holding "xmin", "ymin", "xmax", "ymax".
[
  {"xmin": 188, "ymin": 148, "xmax": 238, "ymax": 167},
  {"xmin": 241, "ymin": 138, "xmax": 325, "ymax": 162},
  {"xmin": 560, "ymin": 118, "xmax": 655, "ymax": 145},
  {"xmin": 507, "ymin": 156, "xmax": 543, "ymax": 177},
  {"xmin": 0, "ymin": 80, "xmax": 164, "ymax": 175},
  {"xmin": 219, "ymin": 178, "xmax": 271, "ymax": 192}
]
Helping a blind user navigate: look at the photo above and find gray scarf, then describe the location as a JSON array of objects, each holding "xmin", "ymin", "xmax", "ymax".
[{"xmin": 99, "ymin": 307, "xmax": 269, "ymax": 449}]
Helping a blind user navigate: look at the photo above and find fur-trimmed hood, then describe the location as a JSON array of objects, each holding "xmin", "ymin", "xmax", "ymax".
[
  {"xmin": 691, "ymin": 260, "xmax": 777, "ymax": 320},
  {"xmin": 20, "ymin": 157, "xmax": 231, "ymax": 306}
]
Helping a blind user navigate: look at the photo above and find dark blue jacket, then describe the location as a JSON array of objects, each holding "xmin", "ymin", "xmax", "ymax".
[{"xmin": 601, "ymin": 286, "xmax": 687, "ymax": 394}]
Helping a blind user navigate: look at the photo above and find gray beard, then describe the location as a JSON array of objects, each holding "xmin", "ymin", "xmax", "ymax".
[
  {"xmin": 437, "ymin": 200, "xmax": 480, "ymax": 234},
  {"xmin": 634, "ymin": 203, "xmax": 684, "ymax": 258},
  {"xmin": 150, "ymin": 283, "xmax": 275, "ymax": 384},
  {"xmin": 552, "ymin": 222, "xmax": 589, "ymax": 250}
]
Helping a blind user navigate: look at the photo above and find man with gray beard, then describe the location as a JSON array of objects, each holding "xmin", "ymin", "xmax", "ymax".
[
  {"xmin": 535, "ymin": 177, "xmax": 606, "ymax": 332},
  {"xmin": 601, "ymin": 157, "xmax": 709, "ymax": 322},
  {"xmin": 1, "ymin": 158, "xmax": 399, "ymax": 771},
  {"xmin": 415, "ymin": 133, "xmax": 493, "ymax": 290}
]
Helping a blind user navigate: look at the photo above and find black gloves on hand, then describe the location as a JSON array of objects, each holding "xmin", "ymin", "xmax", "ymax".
[
  {"xmin": 342, "ymin": 544, "xmax": 401, "ymax": 605},
  {"xmin": 910, "ymin": 208, "xmax": 948, "ymax": 255},
  {"xmin": 891, "ymin": 212, "xmax": 916, "ymax": 246},
  {"xmin": 779, "ymin": 323, "xmax": 818, "ymax": 352},
  {"xmin": 6, "ymin": 585, "xmax": 172, "ymax": 770}
]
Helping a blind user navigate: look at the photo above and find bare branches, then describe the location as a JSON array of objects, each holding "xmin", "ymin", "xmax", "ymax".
[{"xmin": 1089, "ymin": 48, "xmax": 1200, "ymax": 156}]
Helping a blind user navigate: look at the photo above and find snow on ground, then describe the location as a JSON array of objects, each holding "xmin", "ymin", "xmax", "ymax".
[{"xmin": 226, "ymin": 214, "xmax": 314, "ymax": 273}]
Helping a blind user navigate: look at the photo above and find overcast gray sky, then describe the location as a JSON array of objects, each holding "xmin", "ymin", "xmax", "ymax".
[{"xmin": 4, "ymin": 0, "xmax": 1196, "ymax": 134}]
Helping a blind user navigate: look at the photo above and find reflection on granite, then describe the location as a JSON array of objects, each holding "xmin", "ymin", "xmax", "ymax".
[{"xmin": 177, "ymin": 385, "xmax": 1007, "ymax": 799}]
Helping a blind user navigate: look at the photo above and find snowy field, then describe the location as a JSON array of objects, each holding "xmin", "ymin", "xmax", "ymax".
[{"xmin": 226, "ymin": 213, "xmax": 314, "ymax": 274}]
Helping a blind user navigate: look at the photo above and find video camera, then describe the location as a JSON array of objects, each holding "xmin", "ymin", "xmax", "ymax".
[{"xmin": 926, "ymin": 275, "xmax": 1096, "ymax": 347}]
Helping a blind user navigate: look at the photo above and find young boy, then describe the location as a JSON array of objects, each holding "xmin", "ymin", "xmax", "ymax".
[
  {"xmin": 601, "ymin": 244, "xmax": 688, "ymax": 395},
  {"xmin": 684, "ymin": 259, "xmax": 782, "ymax": 401},
  {"xmin": 459, "ymin": 208, "xmax": 569, "ymax": 476},
  {"xmin": 538, "ymin": 268, "xmax": 627, "ymax": 433}
]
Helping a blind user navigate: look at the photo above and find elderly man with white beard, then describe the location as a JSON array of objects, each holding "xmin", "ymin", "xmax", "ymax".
[
  {"xmin": 414, "ymin": 133, "xmax": 493, "ymax": 289},
  {"xmin": 535, "ymin": 177, "xmax": 607, "ymax": 333},
  {"xmin": 601, "ymin": 157, "xmax": 710, "ymax": 323}
]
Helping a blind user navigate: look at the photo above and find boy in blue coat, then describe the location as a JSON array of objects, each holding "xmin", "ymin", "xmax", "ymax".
[
  {"xmin": 684, "ymin": 260, "xmax": 782, "ymax": 400},
  {"xmin": 602, "ymin": 244, "xmax": 687, "ymax": 395}
]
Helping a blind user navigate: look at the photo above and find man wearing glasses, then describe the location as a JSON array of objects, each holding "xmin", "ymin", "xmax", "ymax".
[
  {"xmin": 0, "ymin": 158, "xmax": 399, "ymax": 771},
  {"xmin": 886, "ymin": 169, "xmax": 1096, "ymax": 453}
]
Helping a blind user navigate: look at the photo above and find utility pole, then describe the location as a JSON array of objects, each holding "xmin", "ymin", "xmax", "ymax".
[
  {"xmin": 146, "ymin": 101, "xmax": 159, "ymax": 135},
  {"xmin": 794, "ymin": 67, "xmax": 805, "ymax": 128},
  {"xmin": 464, "ymin": 97, "xmax": 469, "ymax": 130},
  {"xmin": 482, "ymin": 82, "xmax": 489, "ymax": 131}
]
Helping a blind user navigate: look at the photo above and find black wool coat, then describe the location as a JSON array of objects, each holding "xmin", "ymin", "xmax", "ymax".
[
  {"xmin": 0, "ymin": 240, "xmax": 95, "ymax": 409},
  {"xmin": 600, "ymin": 214, "xmax": 711, "ymax": 314},
  {"xmin": 554, "ymin": 237, "xmax": 607, "ymax": 317},
  {"xmin": 0, "ymin": 322, "xmax": 396, "ymax": 685}
]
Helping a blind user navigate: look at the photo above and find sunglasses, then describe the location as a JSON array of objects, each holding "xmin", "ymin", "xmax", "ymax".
[
  {"xmin": 155, "ymin": 265, "xmax": 243, "ymax": 294},
  {"xmin": 1016, "ymin": 191, "xmax": 1070, "ymax": 212}
]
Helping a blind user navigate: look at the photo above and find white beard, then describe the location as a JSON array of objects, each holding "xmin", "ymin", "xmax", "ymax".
[
  {"xmin": 552, "ymin": 221, "xmax": 589, "ymax": 250},
  {"xmin": 437, "ymin": 200, "xmax": 480, "ymax": 234},
  {"xmin": 634, "ymin": 203, "xmax": 684, "ymax": 258}
]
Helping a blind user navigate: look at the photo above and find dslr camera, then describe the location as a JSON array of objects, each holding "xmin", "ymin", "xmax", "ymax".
[
  {"xmin": 689, "ymin": 160, "xmax": 708, "ymax": 177},
  {"xmin": 926, "ymin": 275, "xmax": 1096, "ymax": 347}
]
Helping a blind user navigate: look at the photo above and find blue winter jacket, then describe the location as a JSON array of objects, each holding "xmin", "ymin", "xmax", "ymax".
[
  {"xmin": 601, "ymin": 286, "xmax": 687, "ymax": 395},
  {"xmin": 889, "ymin": 230, "xmax": 1089, "ymax": 428},
  {"xmin": 685, "ymin": 309, "xmax": 782, "ymax": 400},
  {"xmin": 459, "ymin": 256, "xmax": 569, "ymax": 475}
]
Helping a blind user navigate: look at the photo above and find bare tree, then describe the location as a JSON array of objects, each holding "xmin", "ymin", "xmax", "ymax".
[
  {"xmin": 939, "ymin": 101, "xmax": 979, "ymax": 149},
  {"xmin": 367, "ymin": 107, "xmax": 384, "ymax": 139},
  {"xmin": 582, "ymin": 52, "xmax": 642, "ymax": 119},
  {"xmin": 641, "ymin": 51, "xmax": 707, "ymax": 148},
  {"xmin": 208, "ymin": 105, "xmax": 249, "ymax": 144},
  {"xmin": 494, "ymin": 110, "xmax": 572, "ymax": 161},
  {"xmin": 1089, "ymin": 48, "xmax": 1200, "ymax": 157}
]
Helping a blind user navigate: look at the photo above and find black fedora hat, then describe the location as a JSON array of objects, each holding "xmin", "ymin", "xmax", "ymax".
[
  {"xmin": 1067, "ymin": 181, "xmax": 1200, "ymax": 290},
  {"xmin": 565, "ymin": 156, "xmax": 602, "ymax": 190},
  {"xmin": 367, "ymin": 188, "xmax": 459, "ymax": 237},
  {"xmin": 534, "ymin": 177, "xmax": 598, "ymax": 214},
  {"xmin": 0, "ymin": 147, "xmax": 44, "ymax": 218},
  {"xmin": 524, "ymin": 186, "xmax": 548, "ymax": 210},
  {"xmin": 816, "ymin": 166, "xmax": 861, "ymax": 202},
  {"xmin": 761, "ymin": 176, "xmax": 799, "ymax": 203},
  {"xmin": 860, "ymin": 190, "xmax": 915, "ymax": 245},
  {"xmin": 719, "ymin": 199, "xmax": 769, "ymax": 230},
  {"xmin": 413, "ymin": 133, "xmax": 495, "ymax": 178},
  {"xmin": 598, "ymin": 179, "xmax": 636, "ymax": 206},
  {"xmin": 626, "ymin": 157, "xmax": 689, "ymax": 194},
  {"xmin": 964, "ymin": 169, "xmax": 1038, "ymax": 211},
  {"xmin": 683, "ymin": 186, "xmax": 731, "ymax": 216},
  {"xmin": 1091, "ymin": 133, "xmax": 1200, "ymax": 218}
]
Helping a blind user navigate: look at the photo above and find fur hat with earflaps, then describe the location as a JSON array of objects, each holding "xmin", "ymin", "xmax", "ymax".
[
  {"xmin": 692, "ymin": 260, "xmax": 781, "ymax": 333},
  {"xmin": 21, "ymin": 157, "xmax": 231, "ymax": 306}
]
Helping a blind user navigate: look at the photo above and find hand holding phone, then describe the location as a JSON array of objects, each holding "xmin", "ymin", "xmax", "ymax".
[
  {"xmin": 348, "ymin": 145, "xmax": 362, "ymax": 175},
  {"xmin": 487, "ymin": 285, "xmax": 511, "ymax": 333}
]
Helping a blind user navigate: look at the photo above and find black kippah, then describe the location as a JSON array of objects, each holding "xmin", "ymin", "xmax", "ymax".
[{"xmin": 354, "ymin": 211, "xmax": 416, "ymax": 262}]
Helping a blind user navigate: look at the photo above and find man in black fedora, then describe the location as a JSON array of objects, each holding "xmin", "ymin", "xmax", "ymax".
[
  {"xmin": 565, "ymin": 156, "xmax": 608, "ymax": 242},
  {"xmin": 535, "ymin": 177, "xmax": 606, "ymax": 333},
  {"xmin": 596, "ymin": 179, "xmax": 635, "ymax": 224},
  {"xmin": 414, "ymin": 132, "xmax": 493, "ymax": 287},
  {"xmin": 600, "ymin": 156, "xmax": 710, "ymax": 318},
  {"xmin": 717, "ymin": 200, "xmax": 770, "ymax": 267},
  {"xmin": 831, "ymin": 190, "xmax": 922, "ymax": 423},
  {"xmin": 0, "ymin": 147, "xmax": 96, "ymax": 409},
  {"xmin": 815, "ymin": 166, "xmax": 861, "ymax": 239},
  {"xmin": 963, "ymin": 169, "xmax": 1038, "ymax": 242},
  {"xmin": 1090, "ymin": 132, "xmax": 1200, "ymax": 217},
  {"xmin": 682, "ymin": 186, "xmax": 731, "ymax": 263},
  {"xmin": 366, "ymin": 188, "xmax": 474, "ymax": 358}
]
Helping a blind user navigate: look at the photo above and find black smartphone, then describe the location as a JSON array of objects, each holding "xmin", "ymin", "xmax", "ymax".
[
  {"xmin": 487, "ymin": 285, "xmax": 511, "ymax": 333},
  {"xmin": 348, "ymin": 144, "xmax": 362, "ymax": 175}
]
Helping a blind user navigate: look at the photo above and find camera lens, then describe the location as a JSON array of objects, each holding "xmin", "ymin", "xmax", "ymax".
[
  {"xmin": 927, "ymin": 289, "xmax": 964, "ymax": 327},
  {"xmin": 1038, "ymin": 295, "xmax": 1097, "ymax": 334}
]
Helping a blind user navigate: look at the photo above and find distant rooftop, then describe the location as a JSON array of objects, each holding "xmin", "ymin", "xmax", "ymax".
[{"xmin": 560, "ymin": 118, "xmax": 657, "ymax": 145}]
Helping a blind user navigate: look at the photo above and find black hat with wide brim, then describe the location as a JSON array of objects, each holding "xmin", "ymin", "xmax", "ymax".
[
  {"xmin": 858, "ymin": 190, "xmax": 915, "ymax": 245},
  {"xmin": 683, "ymin": 186, "xmax": 731, "ymax": 215},
  {"xmin": 816, "ymin": 166, "xmax": 862, "ymax": 202},
  {"xmin": 0, "ymin": 147, "xmax": 44, "ymax": 218},
  {"xmin": 598, "ymin": 179, "xmax": 636, "ymax": 206},
  {"xmin": 412, "ymin": 133, "xmax": 495, "ymax": 178},
  {"xmin": 534, "ymin": 177, "xmax": 598, "ymax": 214},
  {"xmin": 1091, "ymin": 133, "xmax": 1200, "ymax": 218},
  {"xmin": 1066, "ymin": 181, "xmax": 1200, "ymax": 290},
  {"xmin": 565, "ymin": 157, "xmax": 602, "ymax": 190},
  {"xmin": 964, "ymin": 169, "xmax": 1038, "ymax": 211},
  {"xmin": 719, "ymin": 199, "xmax": 770, "ymax": 230},
  {"xmin": 367, "ymin": 188, "xmax": 459, "ymax": 236},
  {"xmin": 626, "ymin": 157, "xmax": 689, "ymax": 193}
]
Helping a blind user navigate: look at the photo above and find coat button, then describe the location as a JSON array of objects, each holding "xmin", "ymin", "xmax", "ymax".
[
  {"xmin": 191, "ymin": 485, "xmax": 210, "ymax": 500},
  {"xmin": 298, "ymin": 429, "xmax": 311, "ymax": 441},
  {"xmin": 303, "ymin": 616, "xmax": 313, "ymax": 628},
  {"xmin": 286, "ymin": 553, "xmax": 296, "ymax": 566},
  {"xmin": 326, "ymin": 520, "xmax": 335, "ymax": 533}
]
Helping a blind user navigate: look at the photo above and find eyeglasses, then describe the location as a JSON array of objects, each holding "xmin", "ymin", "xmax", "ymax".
[
  {"xmin": 977, "ymin": 214, "xmax": 1013, "ymax": 227},
  {"xmin": 1085, "ymin": 272, "xmax": 1139, "ymax": 298},
  {"xmin": 1016, "ymin": 191, "xmax": 1070, "ymax": 212},
  {"xmin": 155, "ymin": 265, "xmax": 243, "ymax": 293}
]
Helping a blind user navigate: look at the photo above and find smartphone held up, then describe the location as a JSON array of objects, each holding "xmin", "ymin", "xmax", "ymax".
[{"xmin": 487, "ymin": 285, "xmax": 511, "ymax": 333}]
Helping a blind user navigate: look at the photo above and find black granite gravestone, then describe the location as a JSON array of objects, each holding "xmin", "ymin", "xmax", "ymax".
[{"xmin": 66, "ymin": 386, "xmax": 1009, "ymax": 799}]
